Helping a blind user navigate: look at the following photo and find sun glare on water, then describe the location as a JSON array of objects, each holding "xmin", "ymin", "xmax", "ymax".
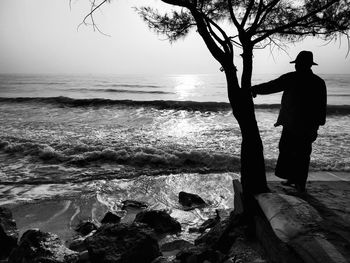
[{"xmin": 173, "ymin": 74, "xmax": 203, "ymax": 100}]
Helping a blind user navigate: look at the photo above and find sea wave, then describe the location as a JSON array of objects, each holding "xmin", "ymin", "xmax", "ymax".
[
  {"xmin": 68, "ymin": 88, "xmax": 174, "ymax": 94},
  {"xmin": 0, "ymin": 139, "xmax": 241, "ymax": 172},
  {"xmin": 0, "ymin": 96, "xmax": 349, "ymax": 115},
  {"xmin": 95, "ymin": 84, "xmax": 161, "ymax": 88},
  {"xmin": 0, "ymin": 138, "xmax": 348, "ymax": 178},
  {"xmin": 2, "ymin": 81, "xmax": 66, "ymax": 85}
]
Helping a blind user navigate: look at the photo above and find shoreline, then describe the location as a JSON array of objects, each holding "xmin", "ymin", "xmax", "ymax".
[{"xmin": 1, "ymin": 171, "xmax": 349, "ymax": 239}]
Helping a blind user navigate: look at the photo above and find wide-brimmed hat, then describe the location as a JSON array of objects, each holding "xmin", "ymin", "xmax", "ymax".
[{"xmin": 290, "ymin": 51, "xmax": 318, "ymax": 66}]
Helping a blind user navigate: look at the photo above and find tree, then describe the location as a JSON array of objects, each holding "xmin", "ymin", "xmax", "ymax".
[{"xmin": 82, "ymin": 0, "xmax": 350, "ymax": 209}]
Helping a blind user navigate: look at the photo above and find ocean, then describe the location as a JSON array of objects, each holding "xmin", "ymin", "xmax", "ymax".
[{"xmin": 0, "ymin": 73, "xmax": 349, "ymax": 241}]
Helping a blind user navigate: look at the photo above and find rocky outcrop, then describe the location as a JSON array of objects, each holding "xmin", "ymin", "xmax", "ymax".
[
  {"xmin": 74, "ymin": 221, "xmax": 98, "ymax": 236},
  {"xmin": 67, "ymin": 236, "xmax": 89, "ymax": 253},
  {"xmin": 134, "ymin": 210, "xmax": 181, "ymax": 234},
  {"xmin": 176, "ymin": 245, "xmax": 225, "ymax": 263},
  {"xmin": 84, "ymin": 223, "xmax": 161, "ymax": 263},
  {"xmin": 121, "ymin": 200, "xmax": 148, "ymax": 210},
  {"xmin": 8, "ymin": 229, "xmax": 79, "ymax": 263},
  {"xmin": 178, "ymin": 192, "xmax": 206, "ymax": 210},
  {"xmin": 101, "ymin": 211, "xmax": 121, "ymax": 224},
  {"xmin": 0, "ymin": 207, "xmax": 18, "ymax": 259},
  {"xmin": 189, "ymin": 213, "xmax": 220, "ymax": 233},
  {"xmin": 195, "ymin": 214, "xmax": 238, "ymax": 254},
  {"xmin": 160, "ymin": 239, "xmax": 193, "ymax": 252}
]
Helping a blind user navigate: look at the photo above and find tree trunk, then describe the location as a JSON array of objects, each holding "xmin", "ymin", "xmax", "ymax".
[{"xmin": 224, "ymin": 49, "xmax": 269, "ymax": 197}]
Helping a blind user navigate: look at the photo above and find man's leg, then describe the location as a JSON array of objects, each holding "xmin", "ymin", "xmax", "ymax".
[
  {"xmin": 275, "ymin": 128, "xmax": 295, "ymax": 181},
  {"xmin": 293, "ymin": 129, "xmax": 318, "ymax": 192}
]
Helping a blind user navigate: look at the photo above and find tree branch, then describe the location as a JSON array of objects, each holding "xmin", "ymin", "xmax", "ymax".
[
  {"xmin": 190, "ymin": 9, "xmax": 227, "ymax": 63},
  {"xmin": 241, "ymin": 0, "xmax": 256, "ymax": 29},
  {"xmin": 227, "ymin": 0, "xmax": 243, "ymax": 32},
  {"xmin": 204, "ymin": 15, "xmax": 233, "ymax": 56},
  {"xmin": 77, "ymin": 0, "xmax": 111, "ymax": 36},
  {"xmin": 253, "ymin": 0, "xmax": 340, "ymax": 44}
]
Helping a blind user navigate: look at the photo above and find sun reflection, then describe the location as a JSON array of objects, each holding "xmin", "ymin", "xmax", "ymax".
[
  {"xmin": 173, "ymin": 75, "xmax": 203, "ymax": 100},
  {"xmin": 166, "ymin": 118, "xmax": 196, "ymax": 138}
]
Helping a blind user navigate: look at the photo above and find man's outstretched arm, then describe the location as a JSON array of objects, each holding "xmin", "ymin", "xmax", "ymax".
[{"xmin": 251, "ymin": 75, "xmax": 287, "ymax": 97}]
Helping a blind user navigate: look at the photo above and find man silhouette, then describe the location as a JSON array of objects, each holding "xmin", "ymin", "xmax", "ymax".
[{"xmin": 251, "ymin": 51, "xmax": 327, "ymax": 193}]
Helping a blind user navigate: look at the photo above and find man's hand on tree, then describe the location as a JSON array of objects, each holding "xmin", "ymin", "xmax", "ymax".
[{"xmin": 250, "ymin": 86, "xmax": 257, "ymax": 98}]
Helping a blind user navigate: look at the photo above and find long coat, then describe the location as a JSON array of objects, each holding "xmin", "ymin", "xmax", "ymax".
[{"xmin": 253, "ymin": 70, "xmax": 327, "ymax": 129}]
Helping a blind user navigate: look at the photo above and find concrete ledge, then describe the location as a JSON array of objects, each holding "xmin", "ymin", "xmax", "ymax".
[
  {"xmin": 255, "ymin": 193, "xmax": 322, "ymax": 242},
  {"xmin": 254, "ymin": 192, "xmax": 350, "ymax": 263}
]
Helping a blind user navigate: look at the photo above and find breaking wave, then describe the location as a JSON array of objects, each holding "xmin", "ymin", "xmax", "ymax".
[
  {"xmin": 68, "ymin": 88, "xmax": 174, "ymax": 94},
  {"xmin": 1, "ymin": 138, "xmax": 347, "ymax": 175},
  {"xmin": 95, "ymin": 83, "xmax": 161, "ymax": 88},
  {"xmin": 0, "ymin": 139, "xmax": 241, "ymax": 172},
  {"xmin": 1, "ymin": 96, "xmax": 349, "ymax": 115}
]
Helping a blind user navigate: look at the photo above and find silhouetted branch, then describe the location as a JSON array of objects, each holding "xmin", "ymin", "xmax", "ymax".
[
  {"xmin": 227, "ymin": 0, "xmax": 242, "ymax": 32},
  {"xmin": 204, "ymin": 15, "xmax": 233, "ymax": 56},
  {"xmin": 77, "ymin": 0, "xmax": 111, "ymax": 36},
  {"xmin": 250, "ymin": 0, "xmax": 280, "ymax": 33},
  {"xmin": 252, "ymin": 0, "xmax": 342, "ymax": 44}
]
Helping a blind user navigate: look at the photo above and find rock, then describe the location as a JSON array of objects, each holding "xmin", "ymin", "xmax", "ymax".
[
  {"xmin": 78, "ymin": 250, "xmax": 90, "ymax": 263},
  {"xmin": 84, "ymin": 223, "xmax": 161, "ymax": 263},
  {"xmin": 67, "ymin": 230, "xmax": 95, "ymax": 253},
  {"xmin": 75, "ymin": 221, "xmax": 98, "ymax": 236},
  {"xmin": 189, "ymin": 214, "xmax": 220, "ymax": 233},
  {"xmin": 134, "ymin": 210, "xmax": 181, "ymax": 234},
  {"xmin": 101, "ymin": 211, "xmax": 121, "ymax": 224},
  {"xmin": 178, "ymin": 192, "xmax": 206, "ymax": 210},
  {"xmin": 176, "ymin": 245, "xmax": 224, "ymax": 263},
  {"xmin": 68, "ymin": 236, "xmax": 88, "ymax": 252},
  {"xmin": 8, "ymin": 229, "xmax": 79, "ymax": 263},
  {"xmin": 0, "ymin": 207, "xmax": 18, "ymax": 259},
  {"xmin": 195, "ymin": 213, "xmax": 243, "ymax": 254},
  {"xmin": 122, "ymin": 200, "xmax": 148, "ymax": 210},
  {"xmin": 151, "ymin": 256, "xmax": 176, "ymax": 263},
  {"xmin": 160, "ymin": 240, "xmax": 194, "ymax": 252}
]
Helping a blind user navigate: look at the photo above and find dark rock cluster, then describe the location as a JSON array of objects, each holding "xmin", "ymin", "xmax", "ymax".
[
  {"xmin": 0, "ymin": 191, "xmax": 255, "ymax": 263},
  {"xmin": 8, "ymin": 229, "xmax": 80, "ymax": 263},
  {"xmin": 134, "ymin": 210, "xmax": 181, "ymax": 234},
  {"xmin": 0, "ymin": 207, "xmax": 18, "ymax": 259},
  {"xmin": 85, "ymin": 222, "xmax": 161, "ymax": 263}
]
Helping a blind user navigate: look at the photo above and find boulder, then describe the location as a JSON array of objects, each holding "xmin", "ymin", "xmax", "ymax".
[
  {"xmin": 101, "ymin": 211, "xmax": 121, "ymax": 224},
  {"xmin": 0, "ymin": 207, "xmax": 18, "ymax": 259},
  {"xmin": 74, "ymin": 221, "xmax": 98, "ymax": 236},
  {"xmin": 178, "ymin": 192, "xmax": 206, "ymax": 210},
  {"xmin": 84, "ymin": 223, "xmax": 161, "ymax": 263},
  {"xmin": 134, "ymin": 210, "xmax": 181, "ymax": 234},
  {"xmin": 67, "ymin": 230, "xmax": 96, "ymax": 253},
  {"xmin": 122, "ymin": 200, "xmax": 148, "ymax": 210},
  {"xmin": 67, "ymin": 236, "xmax": 88, "ymax": 252},
  {"xmin": 189, "ymin": 215, "xmax": 220, "ymax": 233},
  {"xmin": 176, "ymin": 245, "xmax": 224, "ymax": 263},
  {"xmin": 160, "ymin": 239, "xmax": 194, "ymax": 252},
  {"xmin": 8, "ymin": 229, "xmax": 79, "ymax": 263},
  {"xmin": 195, "ymin": 213, "xmax": 243, "ymax": 254},
  {"xmin": 151, "ymin": 256, "xmax": 176, "ymax": 263}
]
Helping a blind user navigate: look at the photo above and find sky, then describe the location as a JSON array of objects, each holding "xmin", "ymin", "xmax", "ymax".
[{"xmin": 0, "ymin": 0, "xmax": 349, "ymax": 75}]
